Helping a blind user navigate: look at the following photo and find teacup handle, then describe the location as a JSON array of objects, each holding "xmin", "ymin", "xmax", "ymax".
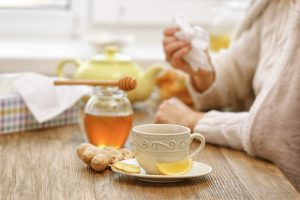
[{"xmin": 189, "ymin": 133, "xmax": 205, "ymax": 159}]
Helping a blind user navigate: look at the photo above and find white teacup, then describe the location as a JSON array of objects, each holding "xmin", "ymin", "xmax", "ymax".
[{"xmin": 132, "ymin": 124, "xmax": 205, "ymax": 175}]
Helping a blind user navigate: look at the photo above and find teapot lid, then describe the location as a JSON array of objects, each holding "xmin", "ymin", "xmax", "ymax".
[{"xmin": 91, "ymin": 46, "xmax": 131, "ymax": 63}]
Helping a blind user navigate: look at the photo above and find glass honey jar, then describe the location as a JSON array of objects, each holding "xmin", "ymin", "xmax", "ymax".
[{"xmin": 83, "ymin": 86, "xmax": 133, "ymax": 148}]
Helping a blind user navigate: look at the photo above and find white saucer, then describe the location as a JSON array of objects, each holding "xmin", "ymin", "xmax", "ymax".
[{"xmin": 111, "ymin": 159, "xmax": 212, "ymax": 183}]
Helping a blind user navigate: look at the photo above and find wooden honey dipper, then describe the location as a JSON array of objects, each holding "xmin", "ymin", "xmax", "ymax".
[{"xmin": 54, "ymin": 76, "xmax": 137, "ymax": 91}]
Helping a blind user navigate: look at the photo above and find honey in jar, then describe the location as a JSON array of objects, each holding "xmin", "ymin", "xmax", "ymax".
[{"xmin": 84, "ymin": 86, "xmax": 133, "ymax": 148}]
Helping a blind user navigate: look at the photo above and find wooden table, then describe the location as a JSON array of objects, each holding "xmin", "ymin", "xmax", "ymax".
[{"xmin": 0, "ymin": 105, "xmax": 299, "ymax": 200}]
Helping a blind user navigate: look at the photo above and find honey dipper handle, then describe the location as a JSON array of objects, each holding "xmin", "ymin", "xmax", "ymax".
[
  {"xmin": 54, "ymin": 76, "xmax": 136, "ymax": 91},
  {"xmin": 54, "ymin": 80, "xmax": 118, "ymax": 87}
]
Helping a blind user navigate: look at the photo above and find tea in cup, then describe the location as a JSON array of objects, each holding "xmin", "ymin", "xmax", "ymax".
[{"xmin": 132, "ymin": 124, "xmax": 205, "ymax": 175}]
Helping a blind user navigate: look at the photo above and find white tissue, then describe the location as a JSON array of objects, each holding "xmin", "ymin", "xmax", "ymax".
[
  {"xmin": 2, "ymin": 73, "xmax": 91, "ymax": 123},
  {"xmin": 173, "ymin": 17, "xmax": 212, "ymax": 72}
]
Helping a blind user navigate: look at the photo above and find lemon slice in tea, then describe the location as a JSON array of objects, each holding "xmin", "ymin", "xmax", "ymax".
[{"xmin": 156, "ymin": 157, "xmax": 193, "ymax": 175}]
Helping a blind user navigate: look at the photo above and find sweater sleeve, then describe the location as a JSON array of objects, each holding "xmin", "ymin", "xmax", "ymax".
[
  {"xmin": 186, "ymin": 11, "xmax": 262, "ymax": 111},
  {"xmin": 194, "ymin": 111, "xmax": 249, "ymax": 150}
]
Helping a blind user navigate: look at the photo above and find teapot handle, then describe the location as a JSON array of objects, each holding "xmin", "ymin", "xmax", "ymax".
[{"xmin": 56, "ymin": 59, "xmax": 81, "ymax": 77}]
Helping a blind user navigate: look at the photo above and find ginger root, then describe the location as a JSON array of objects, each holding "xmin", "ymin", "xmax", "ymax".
[
  {"xmin": 103, "ymin": 147, "xmax": 124, "ymax": 164},
  {"xmin": 120, "ymin": 148, "xmax": 135, "ymax": 160},
  {"xmin": 76, "ymin": 143, "xmax": 135, "ymax": 172},
  {"xmin": 91, "ymin": 154, "xmax": 111, "ymax": 171}
]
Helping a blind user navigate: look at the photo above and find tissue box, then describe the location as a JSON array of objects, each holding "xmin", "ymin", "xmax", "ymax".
[{"xmin": 0, "ymin": 95, "xmax": 81, "ymax": 134}]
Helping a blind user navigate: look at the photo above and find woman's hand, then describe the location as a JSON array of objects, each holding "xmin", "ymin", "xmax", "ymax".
[
  {"xmin": 155, "ymin": 98, "xmax": 205, "ymax": 130},
  {"xmin": 163, "ymin": 27, "xmax": 215, "ymax": 93}
]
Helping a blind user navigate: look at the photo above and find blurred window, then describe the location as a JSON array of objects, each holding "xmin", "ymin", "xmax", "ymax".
[
  {"xmin": 91, "ymin": 0, "xmax": 219, "ymax": 26},
  {"xmin": 0, "ymin": 0, "xmax": 75, "ymax": 37},
  {"xmin": 0, "ymin": 0, "xmax": 70, "ymax": 9}
]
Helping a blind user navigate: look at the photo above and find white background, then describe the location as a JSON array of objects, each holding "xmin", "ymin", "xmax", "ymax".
[{"xmin": 0, "ymin": 0, "xmax": 250, "ymax": 75}]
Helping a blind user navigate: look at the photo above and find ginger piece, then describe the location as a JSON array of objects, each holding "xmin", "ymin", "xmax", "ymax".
[
  {"xmin": 80, "ymin": 147, "xmax": 105, "ymax": 166},
  {"xmin": 76, "ymin": 143, "xmax": 135, "ymax": 172},
  {"xmin": 91, "ymin": 153, "xmax": 112, "ymax": 171},
  {"xmin": 103, "ymin": 147, "xmax": 122, "ymax": 157},
  {"xmin": 119, "ymin": 148, "xmax": 135, "ymax": 160},
  {"xmin": 77, "ymin": 143, "xmax": 111, "ymax": 168},
  {"xmin": 77, "ymin": 143, "xmax": 93, "ymax": 159},
  {"xmin": 103, "ymin": 147, "xmax": 124, "ymax": 164}
]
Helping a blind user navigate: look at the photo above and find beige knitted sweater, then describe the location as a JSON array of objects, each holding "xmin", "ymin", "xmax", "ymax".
[{"xmin": 187, "ymin": 0, "xmax": 298, "ymax": 153}]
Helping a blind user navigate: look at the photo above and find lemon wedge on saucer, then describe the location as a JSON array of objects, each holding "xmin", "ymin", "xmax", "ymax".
[
  {"xmin": 112, "ymin": 162, "xmax": 141, "ymax": 174},
  {"xmin": 156, "ymin": 157, "xmax": 193, "ymax": 175}
]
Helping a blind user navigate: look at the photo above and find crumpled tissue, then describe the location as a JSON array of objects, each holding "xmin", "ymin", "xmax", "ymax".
[{"xmin": 173, "ymin": 17, "xmax": 212, "ymax": 72}]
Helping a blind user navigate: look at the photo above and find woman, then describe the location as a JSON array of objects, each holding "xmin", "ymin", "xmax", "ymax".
[{"xmin": 155, "ymin": 0, "xmax": 300, "ymax": 191}]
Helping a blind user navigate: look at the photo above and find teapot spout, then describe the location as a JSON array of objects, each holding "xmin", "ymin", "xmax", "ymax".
[
  {"xmin": 144, "ymin": 64, "xmax": 163, "ymax": 80},
  {"xmin": 127, "ymin": 64, "xmax": 162, "ymax": 102}
]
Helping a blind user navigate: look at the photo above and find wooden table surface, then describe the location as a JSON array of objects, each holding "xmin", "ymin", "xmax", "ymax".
[{"xmin": 0, "ymin": 105, "xmax": 299, "ymax": 200}]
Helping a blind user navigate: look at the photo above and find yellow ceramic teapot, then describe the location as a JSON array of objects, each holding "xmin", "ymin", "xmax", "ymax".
[{"xmin": 56, "ymin": 46, "xmax": 162, "ymax": 102}]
